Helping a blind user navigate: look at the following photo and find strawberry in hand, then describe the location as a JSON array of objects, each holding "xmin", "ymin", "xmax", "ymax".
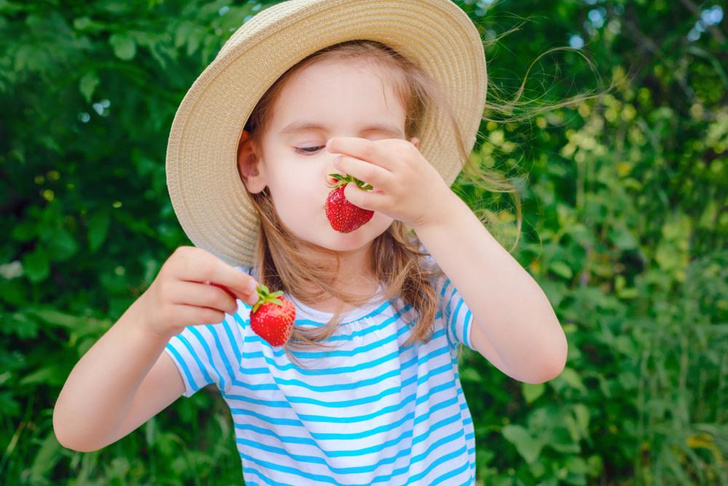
[
  {"xmin": 325, "ymin": 173, "xmax": 374, "ymax": 233},
  {"xmin": 250, "ymin": 284, "xmax": 296, "ymax": 347}
]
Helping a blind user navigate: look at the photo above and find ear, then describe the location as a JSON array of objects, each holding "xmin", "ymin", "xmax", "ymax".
[
  {"xmin": 237, "ymin": 130, "xmax": 267, "ymax": 194},
  {"xmin": 410, "ymin": 137, "xmax": 420, "ymax": 149}
]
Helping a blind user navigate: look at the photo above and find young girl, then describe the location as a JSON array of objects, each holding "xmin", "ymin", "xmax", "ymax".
[{"xmin": 54, "ymin": 0, "xmax": 567, "ymax": 484}]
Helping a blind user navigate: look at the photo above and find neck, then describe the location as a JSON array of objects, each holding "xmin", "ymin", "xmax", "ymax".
[
  {"xmin": 325, "ymin": 243, "xmax": 375, "ymax": 288},
  {"xmin": 295, "ymin": 243, "xmax": 379, "ymax": 312}
]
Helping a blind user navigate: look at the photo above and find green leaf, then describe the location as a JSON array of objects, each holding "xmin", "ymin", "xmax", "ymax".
[
  {"xmin": 610, "ymin": 226, "xmax": 638, "ymax": 250},
  {"xmin": 28, "ymin": 308, "xmax": 85, "ymax": 329},
  {"xmin": 587, "ymin": 455, "xmax": 604, "ymax": 476},
  {"xmin": 1, "ymin": 312, "xmax": 39, "ymax": 339},
  {"xmin": 174, "ymin": 21, "xmax": 192, "ymax": 49},
  {"xmin": 460, "ymin": 367, "xmax": 482, "ymax": 384},
  {"xmin": 0, "ymin": 391, "xmax": 20, "ymax": 418},
  {"xmin": 539, "ymin": 280, "xmax": 567, "ymax": 308},
  {"xmin": 29, "ymin": 433, "xmax": 63, "ymax": 480},
  {"xmin": 18, "ymin": 366, "xmax": 58, "ymax": 386},
  {"xmin": 502, "ymin": 424, "xmax": 544, "ymax": 464},
  {"xmin": 522, "ymin": 382, "xmax": 545, "ymax": 404},
  {"xmin": 565, "ymin": 456, "xmax": 590, "ymax": 475},
  {"xmin": 103, "ymin": 0, "xmax": 132, "ymax": 14},
  {"xmin": 617, "ymin": 287, "xmax": 639, "ymax": 299},
  {"xmin": 145, "ymin": 416, "xmax": 157, "ymax": 447},
  {"xmin": 88, "ymin": 210, "xmax": 111, "ymax": 252},
  {"xmin": 110, "ymin": 33, "xmax": 136, "ymax": 60},
  {"xmin": 549, "ymin": 441, "xmax": 581, "ymax": 454},
  {"xmin": 552, "ymin": 367, "xmax": 587, "ymax": 393},
  {"xmin": 11, "ymin": 220, "xmax": 36, "ymax": 242},
  {"xmin": 79, "ymin": 72, "xmax": 100, "ymax": 103},
  {"xmin": 73, "ymin": 16, "xmax": 93, "ymax": 30},
  {"xmin": 618, "ymin": 371, "xmax": 639, "ymax": 391},
  {"xmin": 22, "ymin": 248, "xmax": 50, "ymax": 283},
  {"xmin": 572, "ymin": 404, "xmax": 590, "ymax": 438},
  {"xmin": 47, "ymin": 228, "xmax": 78, "ymax": 261},
  {"xmin": 549, "ymin": 261, "xmax": 573, "ymax": 279}
]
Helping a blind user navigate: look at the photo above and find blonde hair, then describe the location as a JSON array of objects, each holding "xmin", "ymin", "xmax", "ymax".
[{"xmin": 241, "ymin": 40, "xmax": 520, "ymax": 356}]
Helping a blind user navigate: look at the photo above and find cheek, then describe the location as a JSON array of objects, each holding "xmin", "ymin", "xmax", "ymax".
[
  {"xmin": 370, "ymin": 213, "xmax": 395, "ymax": 234},
  {"xmin": 268, "ymin": 175, "xmax": 324, "ymax": 221}
]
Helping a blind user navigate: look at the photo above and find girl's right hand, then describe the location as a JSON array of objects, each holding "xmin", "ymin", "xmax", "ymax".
[{"xmin": 138, "ymin": 246, "xmax": 260, "ymax": 339}]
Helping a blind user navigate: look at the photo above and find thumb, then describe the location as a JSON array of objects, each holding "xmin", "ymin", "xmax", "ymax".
[{"xmin": 239, "ymin": 278, "xmax": 260, "ymax": 307}]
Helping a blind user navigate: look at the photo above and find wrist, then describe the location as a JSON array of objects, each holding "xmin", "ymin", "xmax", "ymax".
[
  {"xmin": 412, "ymin": 189, "xmax": 463, "ymax": 233},
  {"xmin": 126, "ymin": 293, "xmax": 177, "ymax": 344}
]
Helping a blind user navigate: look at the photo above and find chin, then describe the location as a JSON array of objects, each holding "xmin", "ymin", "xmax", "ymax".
[
  {"xmin": 322, "ymin": 221, "xmax": 392, "ymax": 251},
  {"xmin": 286, "ymin": 214, "xmax": 393, "ymax": 253},
  {"xmin": 322, "ymin": 229, "xmax": 376, "ymax": 251}
]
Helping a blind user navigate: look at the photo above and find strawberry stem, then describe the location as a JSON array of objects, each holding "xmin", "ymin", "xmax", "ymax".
[
  {"xmin": 327, "ymin": 173, "xmax": 373, "ymax": 191},
  {"xmin": 252, "ymin": 284, "xmax": 285, "ymax": 313}
]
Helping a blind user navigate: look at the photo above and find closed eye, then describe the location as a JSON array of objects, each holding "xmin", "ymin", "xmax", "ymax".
[{"xmin": 295, "ymin": 146, "xmax": 323, "ymax": 155}]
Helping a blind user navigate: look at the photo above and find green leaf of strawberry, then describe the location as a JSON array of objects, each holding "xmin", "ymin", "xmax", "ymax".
[
  {"xmin": 250, "ymin": 284, "xmax": 296, "ymax": 347},
  {"xmin": 325, "ymin": 174, "xmax": 374, "ymax": 233}
]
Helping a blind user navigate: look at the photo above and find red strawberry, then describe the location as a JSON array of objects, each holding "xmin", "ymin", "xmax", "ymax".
[
  {"xmin": 250, "ymin": 284, "xmax": 296, "ymax": 347},
  {"xmin": 325, "ymin": 174, "xmax": 374, "ymax": 233}
]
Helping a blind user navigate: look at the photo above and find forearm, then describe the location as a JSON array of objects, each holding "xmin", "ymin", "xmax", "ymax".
[
  {"xmin": 53, "ymin": 295, "xmax": 170, "ymax": 451},
  {"xmin": 415, "ymin": 191, "xmax": 567, "ymax": 381}
]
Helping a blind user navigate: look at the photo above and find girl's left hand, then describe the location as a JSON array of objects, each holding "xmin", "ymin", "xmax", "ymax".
[{"xmin": 326, "ymin": 137, "xmax": 455, "ymax": 229}]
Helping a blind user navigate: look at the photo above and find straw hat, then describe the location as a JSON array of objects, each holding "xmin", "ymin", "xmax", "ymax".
[{"xmin": 166, "ymin": 0, "xmax": 487, "ymax": 269}]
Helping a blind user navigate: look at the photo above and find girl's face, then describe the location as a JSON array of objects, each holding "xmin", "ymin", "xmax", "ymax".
[{"xmin": 239, "ymin": 58, "xmax": 418, "ymax": 254}]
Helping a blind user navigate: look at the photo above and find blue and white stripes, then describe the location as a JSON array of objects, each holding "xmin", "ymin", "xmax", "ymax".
[{"xmin": 164, "ymin": 265, "xmax": 477, "ymax": 485}]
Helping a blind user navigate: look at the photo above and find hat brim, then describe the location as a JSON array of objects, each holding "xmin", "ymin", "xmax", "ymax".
[{"xmin": 166, "ymin": 0, "xmax": 487, "ymax": 268}]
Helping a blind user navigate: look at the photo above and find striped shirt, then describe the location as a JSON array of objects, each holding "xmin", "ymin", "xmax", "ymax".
[{"xmin": 164, "ymin": 263, "xmax": 477, "ymax": 485}]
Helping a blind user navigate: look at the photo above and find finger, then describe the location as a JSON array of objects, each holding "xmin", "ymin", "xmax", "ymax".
[
  {"xmin": 208, "ymin": 281, "xmax": 258, "ymax": 308},
  {"xmin": 172, "ymin": 247, "xmax": 259, "ymax": 303},
  {"xmin": 170, "ymin": 280, "xmax": 240, "ymax": 315},
  {"xmin": 327, "ymin": 137, "xmax": 398, "ymax": 171},
  {"xmin": 333, "ymin": 155, "xmax": 393, "ymax": 190},
  {"xmin": 343, "ymin": 183, "xmax": 388, "ymax": 212},
  {"xmin": 176, "ymin": 304, "xmax": 227, "ymax": 328}
]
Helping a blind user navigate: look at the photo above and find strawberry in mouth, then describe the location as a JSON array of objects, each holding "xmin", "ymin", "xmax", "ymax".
[{"xmin": 325, "ymin": 174, "xmax": 374, "ymax": 233}]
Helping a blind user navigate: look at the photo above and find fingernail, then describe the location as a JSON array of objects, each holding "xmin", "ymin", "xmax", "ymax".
[{"xmin": 247, "ymin": 280, "xmax": 258, "ymax": 294}]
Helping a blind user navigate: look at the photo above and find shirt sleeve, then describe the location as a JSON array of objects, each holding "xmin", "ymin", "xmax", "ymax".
[
  {"xmin": 419, "ymin": 244, "xmax": 475, "ymax": 351},
  {"xmin": 164, "ymin": 317, "xmax": 244, "ymax": 397},
  {"xmin": 163, "ymin": 265, "xmax": 251, "ymax": 398},
  {"xmin": 433, "ymin": 272, "xmax": 475, "ymax": 350}
]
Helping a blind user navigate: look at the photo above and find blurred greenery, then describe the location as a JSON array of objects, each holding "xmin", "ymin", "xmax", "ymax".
[{"xmin": 1, "ymin": 0, "xmax": 726, "ymax": 484}]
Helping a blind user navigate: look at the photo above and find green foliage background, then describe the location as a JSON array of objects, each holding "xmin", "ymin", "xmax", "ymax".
[{"xmin": 1, "ymin": 0, "xmax": 727, "ymax": 484}]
